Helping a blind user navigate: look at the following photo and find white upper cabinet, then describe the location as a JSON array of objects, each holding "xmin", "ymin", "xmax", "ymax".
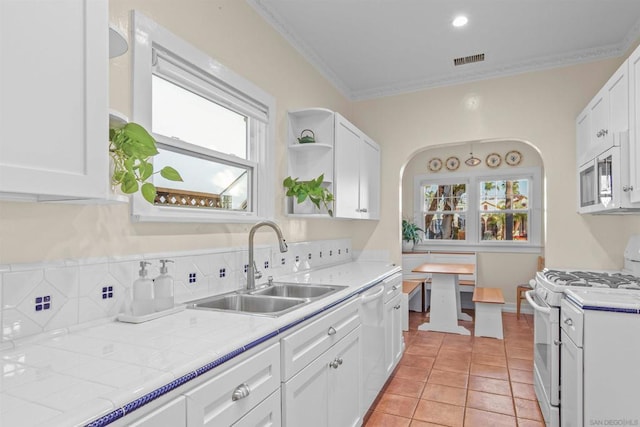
[
  {"xmin": 628, "ymin": 46, "xmax": 640, "ymax": 203},
  {"xmin": 286, "ymin": 109, "xmax": 380, "ymax": 220},
  {"xmin": 0, "ymin": 0, "xmax": 109, "ymax": 201},
  {"xmin": 334, "ymin": 113, "xmax": 380, "ymax": 220}
]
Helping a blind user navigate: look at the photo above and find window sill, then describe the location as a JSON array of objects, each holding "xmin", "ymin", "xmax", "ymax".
[{"xmin": 413, "ymin": 242, "xmax": 543, "ymax": 254}]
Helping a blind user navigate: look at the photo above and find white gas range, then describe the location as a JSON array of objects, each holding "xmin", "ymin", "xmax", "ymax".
[{"xmin": 527, "ymin": 235, "xmax": 640, "ymax": 427}]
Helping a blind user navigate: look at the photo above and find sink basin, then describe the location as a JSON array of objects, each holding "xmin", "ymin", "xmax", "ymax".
[
  {"xmin": 250, "ymin": 283, "xmax": 347, "ymax": 299},
  {"xmin": 187, "ymin": 294, "xmax": 306, "ymax": 317}
]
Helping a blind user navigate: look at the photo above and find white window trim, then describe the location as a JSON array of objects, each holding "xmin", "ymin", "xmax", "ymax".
[
  {"xmin": 130, "ymin": 11, "xmax": 275, "ymax": 223},
  {"xmin": 413, "ymin": 167, "xmax": 543, "ymax": 253}
]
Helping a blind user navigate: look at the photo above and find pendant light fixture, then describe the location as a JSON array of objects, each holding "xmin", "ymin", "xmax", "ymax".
[{"xmin": 465, "ymin": 144, "xmax": 481, "ymax": 166}]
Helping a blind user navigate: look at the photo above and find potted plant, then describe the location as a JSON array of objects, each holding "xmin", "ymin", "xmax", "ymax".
[
  {"xmin": 283, "ymin": 173, "xmax": 334, "ymax": 216},
  {"xmin": 109, "ymin": 122, "xmax": 183, "ymax": 204},
  {"xmin": 402, "ymin": 219, "xmax": 424, "ymax": 252}
]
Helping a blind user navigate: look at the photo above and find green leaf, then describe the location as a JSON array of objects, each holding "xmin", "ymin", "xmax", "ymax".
[
  {"xmin": 141, "ymin": 183, "xmax": 157, "ymax": 204},
  {"xmin": 160, "ymin": 166, "xmax": 183, "ymax": 182},
  {"xmin": 122, "ymin": 123, "xmax": 158, "ymax": 157},
  {"xmin": 121, "ymin": 173, "xmax": 139, "ymax": 194},
  {"xmin": 139, "ymin": 162, "xmax": 153, "ymax": 181},
  {"xmin": 296, "ymin": 191, "xmax": 308, "ymax": 203}
]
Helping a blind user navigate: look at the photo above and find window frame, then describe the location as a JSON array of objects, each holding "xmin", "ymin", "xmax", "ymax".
[
  {"xmin": 131, "ymin": 11, "xmax": 275, "ymax": 223},
  {"xmin": 413, "ymin": 167, "xmax": 542, "ymax": 252}
]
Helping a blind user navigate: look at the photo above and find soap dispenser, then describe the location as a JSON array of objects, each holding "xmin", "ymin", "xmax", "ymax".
[
  {"xmin": 132, "ymin": 261, "xmax": 154, "ymax": 316},
  {"xmin": 154, "ymin": 259, "xmax": 174, "ymax": 312}
]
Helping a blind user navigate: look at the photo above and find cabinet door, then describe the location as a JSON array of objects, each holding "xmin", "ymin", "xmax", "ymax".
[
  {"xmin": 232, "ymin": 389, "xmax": 281, "ymax": 427},
  {"xmin": 334, "ymin": 115, "xmax": 362, "ymax": 218},
  {"xmin": 127, "ymin": 397, "xmax": 186, "ymax": 427},
  {"xmin": 560, "ymin": 330, "xmax": 583, "ymax": 427},
  {"xmin": 629, "ymin": 46, "xmax": 640, "ymax": 203},
  {"xmin": 576, "ymin": 109, "xmax": 591, "ymax": 166},
  {"xmin": 282, "ymin": 327, "xmax": 362, "ymax": 427},
  {"xmin": 359, "ymin": 136, "xmax": 380, "ymax": 220},
  {"xmin": 0, "ymin": 0, "xmax": 109, "ymax": 200},
  {"xmin": 384, "ymin": 293, "xmax": 403, "ymax": 376},
  {"xmin": 589, "ymin": 89, "xmax": 609, "ymax": 158}
]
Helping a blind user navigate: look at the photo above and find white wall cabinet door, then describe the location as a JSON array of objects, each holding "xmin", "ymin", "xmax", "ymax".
[
  {"xmin": 628, "ymin": 46, "xmax": 640, "ymax": 203},
  {"xmin": 334, "ymin": 114, "xmax": 380, "ymax": 220},
  {"xmin": 0, "ymin": 0, "xmax": 109, "ymax": 201},
  {"xmin": 282, "ymin": 327, "xmax": 362, "ymax": 427}
]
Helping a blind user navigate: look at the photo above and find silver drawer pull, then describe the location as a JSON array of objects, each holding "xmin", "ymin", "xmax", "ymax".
[
  {"xmin": 232, "ymin": 383, "xmax": 251, "ymax": 401},
  {"xmin": 564, "ymin": 318, "xmax": 574, "ymax": 326},
  {"xmin": 329, "ymin": 359, "xmax": 340, "ymax": 369},
  {"xmin": 327, "ymin": 326, "xmax": 337, "ymax": 336},
  {"xmin": 394, "ymin": 304, "xmax": 401, "ymax": 310},
  {"xmin": 554, "ymin": 339, "xmax": 562, "ymax": 346},
  {"xmin": 392, "ymin": 285, "xmax": 398, "ymax": 291},
  {"xmin": 337, "ymin": 357, "xmax": 343, "ymax": 365}
]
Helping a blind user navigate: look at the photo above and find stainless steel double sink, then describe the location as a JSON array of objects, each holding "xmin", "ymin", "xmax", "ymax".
[{"xmin": 186, "ymin": 282, "xmax": 347, "ymax": 317}]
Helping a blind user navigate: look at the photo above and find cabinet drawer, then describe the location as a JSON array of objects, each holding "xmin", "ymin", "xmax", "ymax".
[
  {"xmin": 282, "ymin": 297, "xmax": 360, "ymax": 381},
  {"xmin": 232, "ymin": 389, "xmax": 281, "ymax": 427},
  {"xmin": 561, "ymin": 298, "xmax": 584, "ymax": 347},
  {"xmin": 186, "ymin": 342, "xmax": 280, "ymax": 427},
  {"xmin": 125, "ymin": 396, "xmax": 186, "ymax": 427},
  {"xmin": 384, "ymin": 273, "xmax": 402, "ymax": 303}
]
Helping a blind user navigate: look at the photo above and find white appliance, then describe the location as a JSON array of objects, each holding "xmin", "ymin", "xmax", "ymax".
[
  {"xmin": 527, "ymin": 235, "xmax": 640, "ymax": 426},
  {"xmin": 577, "ymin": 131, "xmax": 640, "ymax": 213},
  {"xmin": 359, "ymin": 283, "xmax": 386, "ymax": 413}
]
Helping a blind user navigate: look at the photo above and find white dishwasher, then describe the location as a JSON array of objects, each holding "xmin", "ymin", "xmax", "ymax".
[{"xmin": 359, "ymin": 282, "xmax": 386, "ymax": 414}]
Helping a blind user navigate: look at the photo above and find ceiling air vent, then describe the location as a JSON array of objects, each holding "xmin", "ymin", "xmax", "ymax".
[{"xmin": 453, "ymin": 53, "xmax": 485, "ymax": 66}]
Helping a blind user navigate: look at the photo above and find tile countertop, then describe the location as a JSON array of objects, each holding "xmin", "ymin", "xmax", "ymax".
[{"xmin": 0, "ymin": 261, "xmax": 400, "ymax": 427}]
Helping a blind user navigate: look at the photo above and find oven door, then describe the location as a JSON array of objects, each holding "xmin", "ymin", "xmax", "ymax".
[{"xmin": 526, "ymin": 290, "xmax": 560, "ymax": 425}]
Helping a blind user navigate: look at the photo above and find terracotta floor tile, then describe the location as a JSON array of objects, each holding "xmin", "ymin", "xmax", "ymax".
[
  {"xmin": 442, "ymin": 334, "xmax": 474, "ymax": 346},
  {"xmin": 463, "ymin": 407, "xmax": 517, "ymax": 427},
  {"xmin": 400, "ymin": 354, "xmax": 436, "ymax": 370},
  {"xmin": 470, "ymin": 352, "xmax": 507, "ymax": 367},
  {"xmin": 374, "ymin": 393, "xmax": 419, "ymax": 418},
  {"xmin": 413, "ymin": 400, "xmax": 464, "ymax": 427},
  {"xmin": 514, "ymin": 397, "xmax": 544, "ymax": 421},
  {"xmin": 409, "ymin": 420, "xmax": 448, "ymax": 427},
  {"xmin": 385, "ymin": 376, "xmax": 427, "ymax": 399},
  {"xmin": 509, "ymin": 368, "xmax": 534, "ymax": 384},
  {"xmin": 511, "ymin": 382, "xmax": 537, "ymax": 400},
  {"xmin": 472, "ymin": 343, "xmax": 505, "ymax": 356},
  {"xmin": 421, "ymin": 383, "xmax": 467, "ymax": 406},
  {"xmin": 437, "ymin": 350, "xmax": 472, "ymax": 363},
  {"xmin": 433, "ymin": 357, "xmax": 470, "ymax": 374},
  {"xmin": 412, "ymin": 332, "xmax": 446, "ymax": 346},
  {"xmin": 395, "ymin": 365, "xmax": 431, "ymax": 382},
  {"xmin": 507, "ymin": 357, "xmax": 533, "ymax": 371},
  {"xmin": 506, "ymin": 346, "xmax": 533, "ymax": 360},
  {"xmin": 365, "ymin": 411, "xmax": 412, "ymax": 427},
  {"xmin": 468, "ymin": 375, "xmax": 512, "ymax": 396},
  {"xmin": 517, "ymin": 419, "xmax": 546, "ymax": 427},
  {"xmin": 427, "ymin": 369, "xmax": 469, "ymax": 389},
  {"xmin": 466, "ymin": 390, "xmax": 515, "ymax": 416},
  {"xmin": 469, "ymin": 363, "xmax": 509, "ymax": 380},
  {"xmin": 406, "ymin": 343, "xmax": 441, "ymax": 357}
]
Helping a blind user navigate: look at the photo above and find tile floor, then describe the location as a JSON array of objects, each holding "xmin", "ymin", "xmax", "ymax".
[{"xmin": 365, "ymin": 310, "xmax": 544, "ymax": 427}]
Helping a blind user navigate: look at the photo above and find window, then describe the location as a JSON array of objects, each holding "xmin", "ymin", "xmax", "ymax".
[
  {"xmin": 414, "ymin": 167, "xmax": 541, "ymax": 251},
  {"xmin": 131, "ymin": 12, "xmax": 275, "ymax": 222}
]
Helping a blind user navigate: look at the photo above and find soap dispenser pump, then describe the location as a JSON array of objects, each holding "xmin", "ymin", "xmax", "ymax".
[
  {"xmin": 154, "ymin": 259, "xmax": 175, "ymax": 312},
  {"xmin": 132, "ymin": 261, "xmax": 154, "ymax": 316}
]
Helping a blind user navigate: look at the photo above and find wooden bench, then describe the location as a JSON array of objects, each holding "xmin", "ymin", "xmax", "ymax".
[
  {"xmin": 472, "ymin": 287, "xmax": 505, "ymax": 339},
  {"xmin": 401, "ymin": 280, "xmax": 425, "ymax": 331}
]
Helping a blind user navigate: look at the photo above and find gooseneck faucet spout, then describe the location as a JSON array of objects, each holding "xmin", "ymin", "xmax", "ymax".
[{"xmin": 247, "ymin": 221, "xmax": 288, "ymax": 291}]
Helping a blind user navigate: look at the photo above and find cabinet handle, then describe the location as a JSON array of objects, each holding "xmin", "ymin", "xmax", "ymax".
[
  {"xmin": 360, "ymin": 208, "xmax": 368, "ymax": 213},
  {"xmin": 392, "ymin": 285, "xmax": 398, "ymax": 291},
  {"xmin": 564, "ymin": 318, "xmax": 573, "ymax": 326},
  {"xmin": 394, "ymin": 304, "xmax": 401, "ymax": 310},
  {"xmin": 596, "ymin": 129, "xmax": 609, "ymax": 138},
  {"xmin": 554, "ymin": 339, "xmax": 562, "ymax": 346},
  {"xmin": 623, "ymin": 185, "xmax": 634, "ymax": 192},
  {"xmin": 231, "ymin": 383, "xmax": 251, "ymax": 401},
  {"xmin": 327, "ymin": 326, "xmax": 337, "ymax": 336},
  {"xmin": 329, "ymin": 359, "xmax": 340, "ymax": 369},
  {"xmin": 337, "ymin": 357, "xmax": 343, "ymax": 365}
]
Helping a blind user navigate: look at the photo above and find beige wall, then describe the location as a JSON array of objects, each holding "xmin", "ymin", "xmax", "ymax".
[{"xmin": 1, "ymin": 0, "xmax": 639, "ymax": 303}]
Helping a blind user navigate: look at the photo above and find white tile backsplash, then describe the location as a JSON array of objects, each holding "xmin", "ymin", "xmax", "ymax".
[{"xmin": 0, "ymin": 239, "xmax": 352, "ymax": 344}]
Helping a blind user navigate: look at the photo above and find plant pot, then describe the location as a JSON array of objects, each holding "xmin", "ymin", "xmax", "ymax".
[
  {"xmin": 292, "ymin": 198, "xmax": 327, "ymax": 215},
  {"xmin": 402, "ymin": 240, "xmax": 414, "ymax": 253}
]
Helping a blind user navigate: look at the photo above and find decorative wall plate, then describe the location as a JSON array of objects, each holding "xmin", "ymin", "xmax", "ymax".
[
  {"xmin": 486, "ymin": 153, "xmax": 502, "ymax": 168},
  {"xmin": 505, "ymin": 150, "xmax": 523, "ymax": 166},
  {"xmin": 445, "ymin": 156, "xmax": 460, "ymax": 171},
  {"xmin": 428, "ymin": 157, "xmax": 443, "ymax": 172}
]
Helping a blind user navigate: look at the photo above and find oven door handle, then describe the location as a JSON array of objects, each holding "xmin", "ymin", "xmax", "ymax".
[{"xmin": 525, "ymin": 290, "xmax": 551, "ymax": 314}]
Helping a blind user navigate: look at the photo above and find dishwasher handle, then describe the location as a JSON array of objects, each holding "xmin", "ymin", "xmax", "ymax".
[
  {"xmin": 525, "ymin": 290, "xmax": 551, "ymax": 314},
  {"xmin": 360, "ymin": 285, "xmax": 385, "ymax": 304}
]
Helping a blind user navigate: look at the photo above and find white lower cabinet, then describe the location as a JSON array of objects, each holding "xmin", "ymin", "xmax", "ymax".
[
  {"xmin": 282, "ymin": 326, "xmax": 362, "ymax": 427},
  {"xmin": 126, "ymin": 396, "xmax": 187, "ymax": 427},
  {"xmin": 185, "ymin": 342, "xmax": 281, "ymax": 426},
  {"xmin": 232, "ymin": 389, "xmax": 281, "ymax": 427},
  {"xmin": 384, "ymin": 276, "xmax": 404, "ymax": 376}
]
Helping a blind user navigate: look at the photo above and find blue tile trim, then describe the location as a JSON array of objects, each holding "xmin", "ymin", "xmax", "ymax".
[{"xmin": 84, "ymin": 275, "xmax": 394, "ymax": 426}]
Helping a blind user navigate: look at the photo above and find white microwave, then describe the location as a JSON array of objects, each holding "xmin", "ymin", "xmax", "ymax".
[{"xmin": 577, "ymin": 131, "xmax": 640, "ymax": 213}]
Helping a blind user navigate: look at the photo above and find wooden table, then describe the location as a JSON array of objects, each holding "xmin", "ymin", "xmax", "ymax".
[{"xmin": 412, "ymin": 262, "xmax": 475, "ymax": 335}]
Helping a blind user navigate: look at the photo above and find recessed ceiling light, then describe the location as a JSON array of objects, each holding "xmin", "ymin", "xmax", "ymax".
[{"xmin": 452, "ymin": 16, "xmax": 468, "ymax": 27}]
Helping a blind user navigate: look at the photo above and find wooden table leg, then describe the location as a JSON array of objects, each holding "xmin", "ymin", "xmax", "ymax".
[{"xmin": 418, "ymin": 273, "xmax": 470, "ymax": 335}]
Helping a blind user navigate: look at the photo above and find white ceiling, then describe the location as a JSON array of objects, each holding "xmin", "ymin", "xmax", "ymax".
[{"xmin": 248, "ymin": 0, "xmax": 640, "ymax": 100}]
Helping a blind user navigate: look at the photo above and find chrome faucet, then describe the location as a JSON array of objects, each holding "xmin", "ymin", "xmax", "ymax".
[{"xmin": 247, "ymin": 221, "xmax": 288, "ymax": 291}]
